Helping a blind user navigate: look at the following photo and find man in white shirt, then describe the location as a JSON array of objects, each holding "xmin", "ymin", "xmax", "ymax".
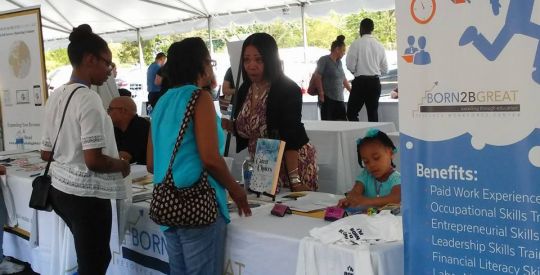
[{"xmin": 346, "ymin": 18, "xmax": 388, "ymax": 122}]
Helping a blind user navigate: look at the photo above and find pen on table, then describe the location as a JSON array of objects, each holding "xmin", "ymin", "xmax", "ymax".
[{"xmin": 29, "ymin": 172, "xmax": 41, "ymax": 177}]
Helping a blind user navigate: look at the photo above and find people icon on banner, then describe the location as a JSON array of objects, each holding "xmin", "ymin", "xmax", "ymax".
[
  {"xmin": 414, "ymin": 36, "xmax": 431, "ymax": 65},
  {"xmin": 459, "ymin": 0, "xmax": 540, "ymax": 84},
  {"xmin": 402, "ymin": 35, "xmax": 431, "ymax": 65},
  {"xmin": 404, "ymin": 35, "xmax": 418, "ymax": 55}
]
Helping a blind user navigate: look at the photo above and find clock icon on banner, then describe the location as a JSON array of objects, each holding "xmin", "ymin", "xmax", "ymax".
[{"xmin": 411, "ymin": 0, "xmax": 436, "ymax": 24}]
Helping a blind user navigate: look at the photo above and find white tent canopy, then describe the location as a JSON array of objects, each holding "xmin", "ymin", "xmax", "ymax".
[{"xmin": 0, "ymin": 0, "xmax": 394, "ymax": 49}]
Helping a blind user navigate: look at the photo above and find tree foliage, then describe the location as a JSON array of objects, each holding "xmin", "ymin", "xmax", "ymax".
[
  {"xmin": 45, "ymin": 48, "xmax": 69, "ymax": 72},
  {"xmin": 45, "ymin": 10, "xmax": 396, "ymax": 72}
]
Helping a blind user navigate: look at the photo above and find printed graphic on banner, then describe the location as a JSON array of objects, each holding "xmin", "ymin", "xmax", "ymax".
[
  {"xmin": 413, "ymin": 81, "xmax": 520, "ymax": 116},
  {"xmin": 0, "ymin": 8, "xmax": 47, "ymax": 150},
  {"xmin": 459, "ymin": 0, "xmax": 540, "ymax": 84},
  {"xmin": 397, "ymin": 0, "xmax": 540, "ymax": 274},
  {"xmin": 402, "ymin": 35, "xmax": 431, "ymax": 65},
  {"xmin": 410, "ymin": 0, "xmax": 436, "ymax": 24},
  {"xmin": 112, "ymin": 205, "xmax": 169, "ymax": 275}
]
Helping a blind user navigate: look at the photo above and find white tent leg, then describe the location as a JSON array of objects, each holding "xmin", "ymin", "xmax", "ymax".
[
  {"xmin": 208, "ymin": 16, "xmax": 214, "ymax": 54},
  {"xmin": 137, "ymin": 29, "xmax": 145, "ymax": 69},
  {"xmin": 301, "ymin": 2, "xmax": 308, "ymax": 64}
]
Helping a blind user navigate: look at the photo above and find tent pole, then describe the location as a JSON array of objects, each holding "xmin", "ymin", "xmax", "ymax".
[
  {"xmin": 208, "ymin": 16, "xmax": 214, "ymax": 54},
  {"xmin": 137, "ymin": 29, "xmax": 145, "ymax": 69},
  {"xmin": 301, "ymin": 2, "xmax": 308, "ymax": 64}
]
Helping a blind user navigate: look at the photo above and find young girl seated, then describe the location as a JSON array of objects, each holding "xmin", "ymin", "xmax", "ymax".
[{"xmin": 337, "ymin": 128, "xmax": 401, "ymax": 208}]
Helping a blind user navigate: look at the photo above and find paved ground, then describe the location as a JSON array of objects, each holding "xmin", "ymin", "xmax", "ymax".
[{"xmin": 7, "ymin": 257, "xmax": 38, "ymax": 275}]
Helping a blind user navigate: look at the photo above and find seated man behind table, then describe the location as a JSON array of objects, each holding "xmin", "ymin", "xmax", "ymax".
[{"xmin": 108, "ymin": 96, "xmax": 149, "ymax": 164}]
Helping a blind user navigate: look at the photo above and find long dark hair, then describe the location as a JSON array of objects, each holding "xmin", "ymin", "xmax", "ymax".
[
  {"xmin": 165, "ymin": 37, "xmax": 209, "ymax": 87},
  {"xmin": 241, "ymin": 33, "xmax": 283, "ymax": 85}
]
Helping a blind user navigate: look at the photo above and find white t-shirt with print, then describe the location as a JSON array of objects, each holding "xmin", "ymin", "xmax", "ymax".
[{"xmin": 41, "ymin": 83, "xmax": 126, "ymax": 199}]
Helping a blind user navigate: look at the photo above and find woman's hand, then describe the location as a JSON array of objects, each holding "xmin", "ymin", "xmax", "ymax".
[
  {"xmin": 221, "ymin": 118, "xmax": 234, "ymax": 132},
  {"xmin": 337, "ymin": 196, "xmax": 368, "ymax": 208},
  {"xmin": 119, "ymin": 159, "xmax": 130, "ymax": 178},
  {"xmin": 337, "ymin": 197, "xmax": 351, "ymax": 208},
  {"xmin": 318, "ymin": 93, "xmax": 325, "ymax": 103},
  {"xmin": 119, "ymin": 151, "xmax": 132, "ymax": 162},
  {"xmin": 228, "ymin": 184, "xmax": 252, "ymax": 217},
  {"xmin": 290, "ymin": 181, "xmax": 312, "ymax": 192}
]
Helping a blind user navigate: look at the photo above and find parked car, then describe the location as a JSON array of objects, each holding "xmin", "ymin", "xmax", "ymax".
[
  {"xmin": 380, "ymin": 68, "xmax": 398, "ymax": 96},
  {"xmin": 281, "ymin": 48, "xmax": 398, "ymax": 97},
  {"xmin": 116, "ymin": 66, "xmax": 146, "ymax": 98},
  {"xmin": 46, "ymin": 65, "xmax": 72, "ymax": 94}
]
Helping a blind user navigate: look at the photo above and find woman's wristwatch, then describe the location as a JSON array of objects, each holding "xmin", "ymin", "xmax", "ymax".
[{"xmin": 290, "ymin": 174, "xmax": 301, "ymax": 185}]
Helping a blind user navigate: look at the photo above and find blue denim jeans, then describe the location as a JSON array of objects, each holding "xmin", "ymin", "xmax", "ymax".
[{"xmin": 164, "ymin": 214, "xmax": 227, "ymax": 275}]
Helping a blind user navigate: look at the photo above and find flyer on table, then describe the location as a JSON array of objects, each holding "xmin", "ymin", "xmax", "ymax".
[
  {"xmin": 397, "ymin": 1, "xmax": 540, "ymax": 274},
  {"xmin": 0, "ymin": 8, "xmax": 47, "ymax": 150}
]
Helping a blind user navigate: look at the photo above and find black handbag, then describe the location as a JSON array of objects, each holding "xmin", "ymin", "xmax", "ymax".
[
  {"xmin": 29, "ymin": 86, "xmax": 83, "ymax": 211},
  {"xmin": 149, "ymin": 89, "xmax": 218, "ymax": 227}
]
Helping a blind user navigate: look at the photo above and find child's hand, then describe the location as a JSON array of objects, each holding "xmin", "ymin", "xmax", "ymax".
[{"xmin": 337, "ymin": 197, "xmax": 350, "ymax": 208}]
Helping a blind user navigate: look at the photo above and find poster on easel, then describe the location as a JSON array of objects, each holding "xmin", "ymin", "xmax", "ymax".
[
  {"xmin": 398, "ymin": 0, "xmax": 540, "ymax": 274},
  {"xmin": 0, "ymin": 7, "xmax": 47, "ymax": 151}
]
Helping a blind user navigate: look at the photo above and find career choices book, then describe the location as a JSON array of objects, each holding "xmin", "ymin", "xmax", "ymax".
[{"xmin": 250, "ymin": 138, "xmax": 285, "ymax": 195}]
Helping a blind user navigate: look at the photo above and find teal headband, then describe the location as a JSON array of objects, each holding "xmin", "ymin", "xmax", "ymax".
[{"xmin": 356, "ymin": 128, "xmax": 398, "ymax": 154}]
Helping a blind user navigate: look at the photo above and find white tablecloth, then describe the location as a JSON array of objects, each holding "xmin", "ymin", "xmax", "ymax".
[
  {"xmin": 227, "ymin": 121, "xmax": 396, "ymax": 195},
  {"xmin": 301, "ymin": 95, "xmax": 399, "ymax": 130},
  {"xmin": 302, "ymin": 120, "xmax": 396, "ymax": 194},
  {"xmin": 226, "ymin": 202, "xmax": 403, "ymax": 275},
  {"xmin": 3, "ymin": 174, "xmax": 404, "ymax": 275},
  {"xmin": 3, "ymin": 171, "xmax": 78, "ymax": 275},
  {"xmin": 2, "ymin": 158, "xmax": 125, "ymax": 275}
]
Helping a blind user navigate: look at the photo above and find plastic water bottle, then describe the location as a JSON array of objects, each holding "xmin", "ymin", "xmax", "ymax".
[
  {"xmin": 242, "ymin": 156, "xmax": 254, "ymax": 192},
  {"xmin": 15, "ymin": 130, "xmax": 24, "ymax": 150},
  {"xmin": 226, "ymin": 104, "xmax": 233, "ymax": 116},
  {"xmin": 146, "ymin": 104, "xmax": 153, "ymax": 117}
]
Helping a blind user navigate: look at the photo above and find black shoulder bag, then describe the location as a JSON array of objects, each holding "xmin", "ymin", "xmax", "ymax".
[{"xmin": 29, "ymin": 86, "xmax": 83, "ymax": 211}]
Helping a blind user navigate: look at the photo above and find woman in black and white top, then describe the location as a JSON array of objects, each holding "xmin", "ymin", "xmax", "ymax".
[{"xmin": 40, "ymin": 24, "xmax": 130, "ymax": 275}]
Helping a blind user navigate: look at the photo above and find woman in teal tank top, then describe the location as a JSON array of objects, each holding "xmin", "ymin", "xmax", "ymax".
[{"xmin": 146, "ymin": 37, "xmax": 251, "ymax": 275}]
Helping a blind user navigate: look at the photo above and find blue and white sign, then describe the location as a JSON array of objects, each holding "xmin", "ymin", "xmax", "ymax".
[{"xmin": 397, "ymin": 0, "xmax": 540, "ymax": 274}]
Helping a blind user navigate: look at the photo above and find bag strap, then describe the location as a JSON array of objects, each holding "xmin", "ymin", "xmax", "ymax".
[
  {"xmin": 164, "ymin": 89, "xmax": 204, "ymax": 184},
  {"xmin": 43, "ymin": 86, "xmax": 84, "ymax": 176}
]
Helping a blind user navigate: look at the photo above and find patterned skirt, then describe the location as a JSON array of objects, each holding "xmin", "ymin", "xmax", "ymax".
[{"xmin": 278, "ymin": 143, "xmax": 318, "ymax": 192}]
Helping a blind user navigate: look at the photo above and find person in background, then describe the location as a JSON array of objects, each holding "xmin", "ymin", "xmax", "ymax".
[
  {"xmin": 0, "ymin": 166, "xmax": 25, "ymax": 274},
  {"xmin": 390, "ymin": 87, "xmax": 398, "ymax": 99},
  {"xmin": 40, "ymin": 24, "xmax": 130, "ymax": 275},
  {"xmin": 108, "ymin": 96, "xmax": 149, "ymax": 164},
  {"xmin": 313, "ymin": 35, "xmax": 351, "ymax": 121},
  {"xmin": 147, "ymin": 37, "xmax": 250, "ymax": 275},
  {"xmin": 219, "ymin": 67, "xmax": 235, "ymax": 114},
  {"xmin": 91, "ymin": 60, "xmax": 120, "ymax": 110},
  {"xmin": 337, "ymin": 129, "xmax": 400, "ymax": 208},
  {"xmin": 346, "ymin": 18, "xmax": 388, "ymax": 122},
  {"xmin": 154, "ymin": 65, "xmax": 171, "ymax": 104},
  {"xmin": 110, "ymin": 62, "xmax": 117, "ymax": 78},
  {"xmin": 118, "ymin": 88, "xmax": 132, "ymax": 97},
  {"xmin": 222, "ymin": 33, "xmax": 318, "ymax": 192},
  {"xmin": 147, "ymin": 52, "xmax": 166, "ymax": 107}
]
